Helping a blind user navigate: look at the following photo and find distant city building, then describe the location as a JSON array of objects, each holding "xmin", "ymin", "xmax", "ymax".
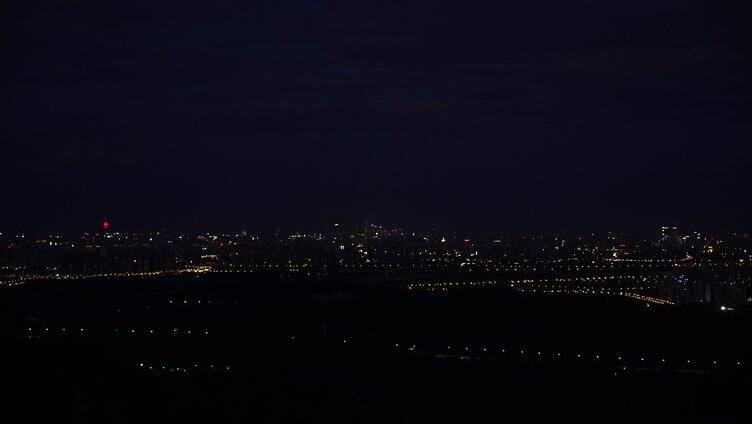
[
  {"xmin": 659, "ymin": 226, "xmax": 684, "ymax": 258},
  {"xmin": 660, "ymin": 226, "xmax": 679, "ymax": 243},
  {"xmin": 660, "ymin": 274, "xmax": 705, "ymax": 304}
]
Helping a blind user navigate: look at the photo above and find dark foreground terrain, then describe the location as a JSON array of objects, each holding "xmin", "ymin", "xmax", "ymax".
[{"xmin": 2, "ymin": 275, "xmax": 751, "ymax": 423}]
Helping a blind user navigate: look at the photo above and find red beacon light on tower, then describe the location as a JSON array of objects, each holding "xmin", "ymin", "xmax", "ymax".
[{"xmin": 102, "ymin": 218, "xmax": 110, "ymax": 231}]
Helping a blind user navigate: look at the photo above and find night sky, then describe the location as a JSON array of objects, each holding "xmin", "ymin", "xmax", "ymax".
[{"xmin": 2, "ymin": 1, "xmax": 751, "ymax": 234}]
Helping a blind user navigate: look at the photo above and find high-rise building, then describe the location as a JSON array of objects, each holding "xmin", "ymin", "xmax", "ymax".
[
  {"xmin": 659, "ymin": 274, "xmax": 705, "ymax": 304},
  {"xmin": 660, "ymin": 226, "xmax": 678, "ymax": 243},
  {"xmin": 659, "ymin": 226, "xmax": 683, "ymax": 257}
]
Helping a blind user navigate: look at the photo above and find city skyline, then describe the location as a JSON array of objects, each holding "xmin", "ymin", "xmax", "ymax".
[
  {"xmin": 3, "ymin": 3, "xmax": 752, "ymax": 421},
  {"xmin": 2, "ymin": 219, "xmax": 752, "ymax": 239}
]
